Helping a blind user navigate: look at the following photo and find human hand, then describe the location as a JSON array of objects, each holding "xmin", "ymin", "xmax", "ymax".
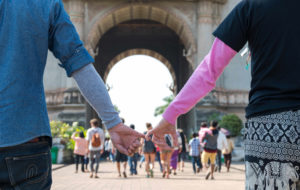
[
  {"xmin": 108, "ymin": 123, "xmax": 145, "ymax": 156},
  {"xmin": 146, "ymin": 118, "xmax": 178, "ymax": 151}
]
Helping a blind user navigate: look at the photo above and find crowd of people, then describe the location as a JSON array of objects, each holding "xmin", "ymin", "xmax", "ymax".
[{"xmin": 72, "ymin": 119, "xmax": 234, "ymax": 180}]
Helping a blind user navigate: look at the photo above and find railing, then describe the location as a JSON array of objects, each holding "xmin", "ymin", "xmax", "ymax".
[
  {"xmin": 198, "ymin": 88, "xmax": 249, "ymax": 108},
  {"xmin": 45, "ymin": 88, "xmax": 85, "ymax": 105}
]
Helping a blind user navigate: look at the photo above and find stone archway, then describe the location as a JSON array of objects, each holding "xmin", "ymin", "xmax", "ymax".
[
  {"xmin": 86, "ymin": 4, "xmax": 197, "ymax": 65},
  {"xmin": 86, "ymin": 19, "xmax": 195, "ymax": 133}
]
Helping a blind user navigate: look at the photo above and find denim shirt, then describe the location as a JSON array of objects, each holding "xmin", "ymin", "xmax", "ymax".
[{"xmin": 0, "ymin": 0, "xmax": 94, "ymax": 147}]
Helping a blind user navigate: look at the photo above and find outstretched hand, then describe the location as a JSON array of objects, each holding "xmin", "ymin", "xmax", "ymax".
[
  {"xmin": 108, "ymin": 123, "xmax": 145, "ymax": 156},
  {"xmin": 146, "ymin": 118, "xmax": 178, "ymax": 151}
]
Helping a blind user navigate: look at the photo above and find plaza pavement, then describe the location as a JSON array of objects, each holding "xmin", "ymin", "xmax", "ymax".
[{"xmin": 52, "ymin": 161, "xmax": 245, "ymax": 190}]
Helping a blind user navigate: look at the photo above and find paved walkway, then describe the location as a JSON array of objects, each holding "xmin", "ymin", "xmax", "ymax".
[{"xmin": 52, "ymin": 162, "xmax": 245, "ymax": 190}]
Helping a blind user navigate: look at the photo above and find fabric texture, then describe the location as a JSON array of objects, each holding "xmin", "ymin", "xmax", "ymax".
[
  {"xmin": 74, "ymin": 154, "xmax": 85, "ymax": 172},
  {"xmin": 170, "ymin": 150, "xmax": 179, "ymax": 169},
  {"xmin": 86, "ymin": 127, "xmax": 105, "ymax": 151},
  {"xmin": 244, "ymin": 110, "xmax": 300, "ymax": 190},
  {"xmin": 115, "ymin": 150, "xmax": 128, "ymax": 162},
  {"xmin": 189, "ymin": 138, "xmax": 201, "ymax": 157},
  {"xmin": 162, "ymin": 38, "xmax": 236, "ymax": 125},
  {"xmin": 0, "ymin": 0, "xmax": 94, "ymax": 147},
  {"xmin": 213, "ymin": 0, "xmax": 300, "ymax": 118},
  {"xmin": 89, "ymin": 151, "xmax": 100, "ymax": 173},
  {"xmin": 223, "ymin": 139, "xmax": 234, "ymax": 155},
  {"xmin": 202, "ymin": 129, "xmax": 219, "ymax": 152},
  {"xmin": 0, "ymin": 141, "xmax": 52, "ymax": 189},
  {"xmin": 73, "ymin": 64, "xmax": 122, "ymax": 129},
  {"xmin": 217, "ymin": 131, "xmax": 228, "ymax": 150},
  {"xmin": 202, "ymin": 152, "xmax": 217, "ymax": 165},
  {"xmin": 72, "ymin": 137, "xmax": 88, "ymax": 156},
  {"xmin": 143, "ymin": 133, "xmax": 156, "ymax": 153},
  {"xmin": 191, "ymin": 156, "xmax": 202, "ymax": 173}
]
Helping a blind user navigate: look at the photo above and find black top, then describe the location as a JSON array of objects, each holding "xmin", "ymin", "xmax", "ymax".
[
  {"xmin": 213, "ymin": 0, "xmax": 300, "ymax": 118},
  {"xmin": 143, "ymin": 132, "xmax": 156, "ymax": 153},
  {"xmin": 179, "ymin": 132, "xmax": 187, "ymax": 152}
]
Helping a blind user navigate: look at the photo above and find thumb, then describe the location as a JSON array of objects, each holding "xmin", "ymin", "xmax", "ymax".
[{"xmin": 114, "ymin": 143, "xmax": 129, "ymax": 155}]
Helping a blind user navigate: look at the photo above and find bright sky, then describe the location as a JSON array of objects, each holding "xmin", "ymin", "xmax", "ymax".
[{"xmin": 106, "ymin": 55, "xmax": 173, "ymax": 133}]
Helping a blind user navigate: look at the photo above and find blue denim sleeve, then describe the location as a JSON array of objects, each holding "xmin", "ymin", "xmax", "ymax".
[{"xmin": 48, "ymin": 0, "xmax": 94, "ymax": 77}]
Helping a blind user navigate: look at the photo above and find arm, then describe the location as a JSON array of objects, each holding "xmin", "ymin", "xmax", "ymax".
[
  {"xmin": 163, "ymin": 38, "xmax": 237, "ymax": 125},
  {"xmin": 71, "ymin": 132, "xmax": 77, "ymax": 140},
  {"xmin": 73, "ymin": 64, "xmax": 122, "ymax": 129}
]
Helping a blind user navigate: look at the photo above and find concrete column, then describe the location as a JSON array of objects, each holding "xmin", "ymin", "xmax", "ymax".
[
  {"xmin": 63, "ymin": 0, "xmax": 85, "ymax": 88},
  {"xmin": 67, "ymin": 0, "xmax": 85, "ymax": 39},
  {"xmin": 197, "ymin": 0, "xmax": 224, "ymax": 87}
]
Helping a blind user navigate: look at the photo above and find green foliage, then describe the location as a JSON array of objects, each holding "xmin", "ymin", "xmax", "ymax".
[
  {"xmin": 50, "ymin": 121, "xmax": 87, "ymax": 150},
  {"xmin": 208, "ymin": 113, "xmax": 222, "ymax": 123},
  {"xmin": 219, "ymin": 114, "xmax": 243, "ymax": 137},
  {"xmin": 154, "ymin": 94, "xmax": 174, "ymax": 116}
]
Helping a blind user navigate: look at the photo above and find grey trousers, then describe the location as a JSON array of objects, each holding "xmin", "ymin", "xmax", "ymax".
[{"xmin": 90, "ymin": 151, "xmax": 101, "ymax": 174}]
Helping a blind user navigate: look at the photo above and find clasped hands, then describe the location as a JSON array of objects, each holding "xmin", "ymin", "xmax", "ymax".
[{"xmin": 108, "ymin": 119, "xmax": 178, "ymax": 156}]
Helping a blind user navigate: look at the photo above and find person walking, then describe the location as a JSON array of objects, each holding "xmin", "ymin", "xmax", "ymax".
[
  {"xmin": 160, "ymin": 134, "xmax": 174, "ymax": 179},
  {"xmin": 72, "ymin": 131, "xmax": 88, "ymax": 173},
  {"xmin": 155, "ymin": 144, "xmax": 163, "ymax": 172},
  {"xmin": 200, "ymin": 121, "xmax": 219, "ymax": 180},
  {"xmin": 170, "ymin": 131, "xmax": 182, "ymax": 175},
  {"xmin": 86, "ymin": 119, "xmax": 105, "ymax": 178},
  {"xmin": 178, "ymin": 129, "xmax": 188, "ymax": 172},
  {"xmin": 0, "ymin": 0, "xmax": 144, "ymax": 188},
  {"xmin": 128, "ymin": 124, "xmax": 139, "ymax": 175},
  {"xmin": 189, "ymin": 133, "xmax": 202, "ymax": 174},
  {"xmin": 216, "ymin": 127, "xmax": 228, "ymax": 172},
  {"xmin": 113, "ymin": 147, "xmax": 128, "ymax": 178},
  {"xmin": 141, "ymin": 123, "xmax": 156, "ymax": 178},
  {"xmin": 222, "ymin": 135, "xmax": 234, "ymax": 172}
]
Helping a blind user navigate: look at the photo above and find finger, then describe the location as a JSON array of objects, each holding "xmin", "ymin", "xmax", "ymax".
[
  {"xmin": 132, "ymin": 140, "xmax": 141, "ymax": 148},
  {"xmin": 115, "ymin": 144, "xmax": 129, "ymax": 155},
  {"xmin": 129, "ymin": 128, "xmax": 145, "ymax": 138},
  {"xmin": 152, "ymin": 135, "xmax": 172, "ymax": 150}
]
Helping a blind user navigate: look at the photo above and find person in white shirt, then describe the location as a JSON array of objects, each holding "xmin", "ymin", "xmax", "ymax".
[
  {"xmin": 216, "ymin": 127, "xmax": 228, "ymax": 172},
  {"xmin": 86, "ymin": 118, "xmax": 105, "ymax": 178}
]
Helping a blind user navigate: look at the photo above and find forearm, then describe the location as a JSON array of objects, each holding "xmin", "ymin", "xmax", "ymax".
[
  {"xmin": 72, "ymin": 64, "xmax": 122, "ymax": 129},
  {"xmin": 163, "ymin": 38, "xmax": 237, "ymax": 125}
]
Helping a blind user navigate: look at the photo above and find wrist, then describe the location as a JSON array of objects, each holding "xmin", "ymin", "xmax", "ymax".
[{"xmin": 108, "ymin": 122, "xmax": 123, "ymax": 132}]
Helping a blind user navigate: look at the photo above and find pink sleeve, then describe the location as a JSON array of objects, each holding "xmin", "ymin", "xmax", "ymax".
[{"xmin": 163, "ymin": 38, "xmax": 237, "ymax": 125}]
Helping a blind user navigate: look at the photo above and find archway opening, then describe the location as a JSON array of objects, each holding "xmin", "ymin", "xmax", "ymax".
[
  {"xmin": 87, "ymin": 19, "xmax": 195, "ymax": 134},
  {"xmin": 106, "ymin": 55, "xmax": 173, "ymax": 133}
]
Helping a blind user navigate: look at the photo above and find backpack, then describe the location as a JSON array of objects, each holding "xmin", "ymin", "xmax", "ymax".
[{"xmin": 91, "ymin": 132, "xmax": 101, "ymax": 147}]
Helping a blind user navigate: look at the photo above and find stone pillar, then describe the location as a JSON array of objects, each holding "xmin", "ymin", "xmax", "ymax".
[
  {"xmin": 66, "ymin": 0, "xmax": 85, "ymax": 38},
  {"xmin": 197, "ymin": 0, "xmax": 218, "ymax": 61},
  {"xmin": 63, "ymin": 0, "xmax": 85, "ymax": 89},
  {"xmin": 197, "ymin": 0, "xmax": 224, "ymax": 87}
]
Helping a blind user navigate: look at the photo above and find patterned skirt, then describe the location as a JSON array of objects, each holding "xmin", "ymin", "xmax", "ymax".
[{"xmin": 244, "ymin": 110, "xmax": 300, "ymax": 190}]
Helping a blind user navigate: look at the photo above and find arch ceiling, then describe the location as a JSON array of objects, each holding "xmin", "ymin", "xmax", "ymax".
[{"xmin": 87, "ymin": 4, "xmax": 196, "ymax": 63}]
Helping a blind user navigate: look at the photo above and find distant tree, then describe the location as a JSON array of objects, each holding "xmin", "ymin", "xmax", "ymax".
[
  {"xmin": 208, "ymin": 113, "xmax": 222, "ymax": 123},
  {"xmin": 154, "ymin": 95, "xmax": 174, "ymax": 116},
  {"xmin": 219, "ymin": 114, "xmax": 243, "ymax": 137}
]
